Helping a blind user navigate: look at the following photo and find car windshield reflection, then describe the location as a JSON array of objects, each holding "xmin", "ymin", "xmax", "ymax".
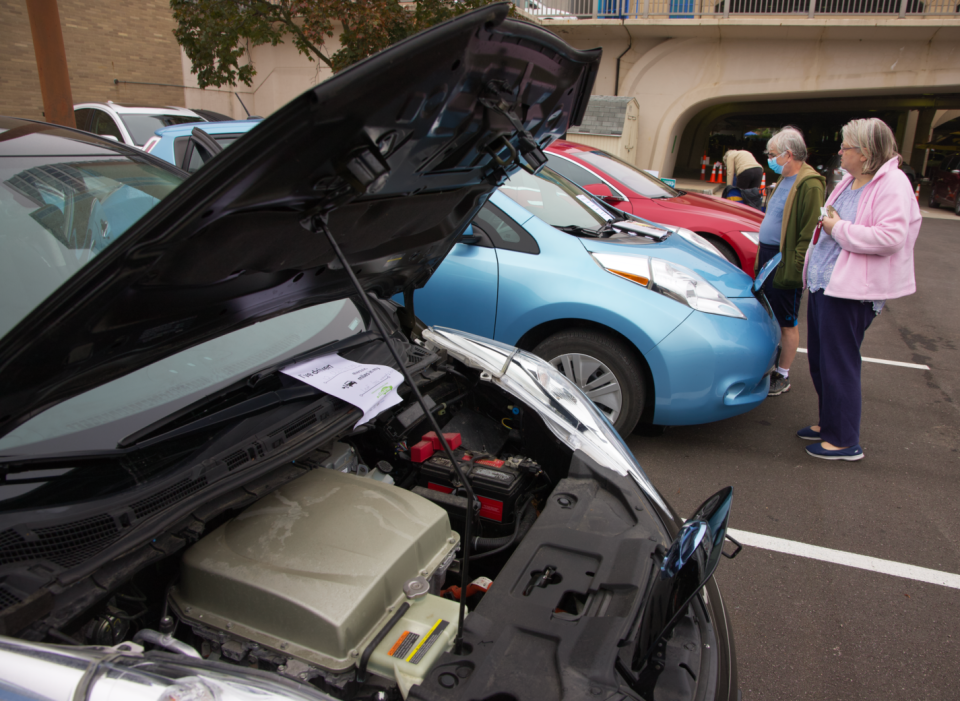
[{"xmin": 0, "ymin": 156, "xmax": 183, "ymax": 338}]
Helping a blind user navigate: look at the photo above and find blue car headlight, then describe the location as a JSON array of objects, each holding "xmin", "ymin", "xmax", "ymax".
[{"xmin": 590, "ymin": 252, "xmax": 746, "ymax": 319}]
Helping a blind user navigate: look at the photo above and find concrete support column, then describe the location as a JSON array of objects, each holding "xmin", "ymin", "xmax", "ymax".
[
  {"xmin": 894, "ymin": 112, "xmax": 907, "ymax": 149},
  {"xmin": 933, "ymin": 110, "xmax": 960, "ymax": 129},
  {"xmin": 909, "ymin": 108, "xmax": 935, "ymax": 176},
  {"xmin": 900, "ymin": 109, "xmax": 919, "ymax": 157}
]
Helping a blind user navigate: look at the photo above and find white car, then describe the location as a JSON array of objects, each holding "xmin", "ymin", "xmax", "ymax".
[{"xmin": 73, "ymin": 101, "xmax": 205, "ymax": 149}]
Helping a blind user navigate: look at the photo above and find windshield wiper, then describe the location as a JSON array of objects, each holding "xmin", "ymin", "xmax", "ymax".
[
  {"xmin": 118, "ymin": 327, "xmax": 395, "ymax": 450},
  {"xmin": 118, "ymin": 384, "xmax": 319, "ymax": 449},
  {"xmin": 555, "ymin": 224, "xmax": 603, "ymax": 237}
]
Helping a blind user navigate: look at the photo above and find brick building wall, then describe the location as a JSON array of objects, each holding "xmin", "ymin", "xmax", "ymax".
[{"xmin": 1, "ymin": 0, "xmax": 186, "ymax": 120}]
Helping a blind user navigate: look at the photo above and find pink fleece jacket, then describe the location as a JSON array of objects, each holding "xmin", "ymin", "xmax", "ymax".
[{"xmin": 803, "ymin": 156, "xmax": 921, "ymax": 300}]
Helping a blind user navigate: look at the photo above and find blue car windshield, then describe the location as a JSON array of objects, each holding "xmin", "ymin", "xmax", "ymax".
[
  {"xmin": 120, "ymin": 114, "xmax": 203, "ymax": 146},
  {"xmin": 500, "ymin": 167, "xmax": 607, "ymax": 230},
  {"xmin": 0, "ymin": 155, "xmax": 183, "ymax": 340}
]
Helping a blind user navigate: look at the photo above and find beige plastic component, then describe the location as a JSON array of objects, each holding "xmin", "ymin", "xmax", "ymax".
[
  {"xmin": 172, "ymin": 468, "xmax": 459, "ymax": 672},
  {"xmin": 367, "ymin": 594, "xmax": 461, "ymax": 698}
]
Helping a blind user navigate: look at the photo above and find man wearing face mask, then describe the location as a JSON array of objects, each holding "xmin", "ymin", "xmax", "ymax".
[{"xmin": 755, "ymin": 127, "xmax": 825, "ymax": 396}]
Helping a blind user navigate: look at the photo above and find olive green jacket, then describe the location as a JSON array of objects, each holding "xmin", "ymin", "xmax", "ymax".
[{"xmin": 755, "ymin": 163, "xmax": 826, "ymax": 289}]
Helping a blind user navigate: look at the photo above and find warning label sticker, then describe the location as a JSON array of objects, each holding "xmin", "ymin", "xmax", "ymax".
[
  {"xmin": 388, "ymin": 631, "xmax": 420, "ymax": 659},
  {"xmin": 405, "ymin": 619, "xmax": 449, "ymax": 664},
  {"xmin": 472, "ymin": 467, "xmax": 514, "ymax": 483}
]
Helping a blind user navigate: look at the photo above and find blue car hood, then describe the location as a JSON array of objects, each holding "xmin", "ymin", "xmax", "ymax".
[{"xmin": 579, "ymin": 233, "xmax": 757, "ymax": 299}]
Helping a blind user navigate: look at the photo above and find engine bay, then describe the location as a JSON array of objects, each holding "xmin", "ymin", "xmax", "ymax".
[
  {"xmin": 24, "ymin": 329, "xmax": 586, "ymax": 699},
  {"xmin": 0, "ymin": 318, "xmax": 730, "ymax": 701}
]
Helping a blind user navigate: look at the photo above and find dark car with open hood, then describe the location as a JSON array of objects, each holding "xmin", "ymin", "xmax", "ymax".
[{"xmin": 0, "ymin": 6, "xmax": 740, "ymax": 701}]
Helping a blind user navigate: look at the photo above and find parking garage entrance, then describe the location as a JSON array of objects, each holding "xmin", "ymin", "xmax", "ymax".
[{"xmin": 673, "ymin": 94, "xmax": 960, "ymax": 184}]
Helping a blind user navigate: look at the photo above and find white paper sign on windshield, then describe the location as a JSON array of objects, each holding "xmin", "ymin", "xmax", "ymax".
[
  {"xmin": 576, "ymin": 194, "xmax": 614, "ymax": 221},
  {"xmin": 281, "ymin": 354, "xmax": 404, "ymax": 427}
]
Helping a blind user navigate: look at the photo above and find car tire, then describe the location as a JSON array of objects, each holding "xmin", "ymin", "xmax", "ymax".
[
  {"xmin": 703, "ymin": 235, "xmax": 740, "ymax": 268},
  {"xmin": 532, "ymin": 329, "xmax": 646, "ymax": 436},
  {"xmin": 955, "ymin": 197, "xmax": 960, "ymax": 216},
  {"xmin": 928, "ymin": 187, "xmax": 940, "ymax": 208}
]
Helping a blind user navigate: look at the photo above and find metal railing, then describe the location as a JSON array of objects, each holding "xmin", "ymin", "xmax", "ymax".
[{"xmin": 517, "ymin": 0, "xmax": 958, "ymax": 19}]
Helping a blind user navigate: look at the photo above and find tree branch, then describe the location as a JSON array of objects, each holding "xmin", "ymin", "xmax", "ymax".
[{"xmin": 278, "ymin": 3, "xmax": 334, "ymax": 69}]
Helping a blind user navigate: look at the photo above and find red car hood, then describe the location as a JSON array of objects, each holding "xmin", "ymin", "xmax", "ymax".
[{"xmin": 655, "ymin": 191, "xmax": 763, "ymax": 231}]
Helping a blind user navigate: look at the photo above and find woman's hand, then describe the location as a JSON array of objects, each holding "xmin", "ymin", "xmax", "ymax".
[{"xmin": 822, "ymin": 210, "xmax": 842, "ymax": 235}]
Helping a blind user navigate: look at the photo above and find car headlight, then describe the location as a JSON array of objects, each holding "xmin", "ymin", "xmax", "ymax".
[
  {"xmin": 740, "ymin": 231, "xmax": 759, "ymax": 245},
  {"xmin": 591, "ymin": 252, "xmax": 746, "ymax": 319},
  {"xmin": 675, "ymin": 227, "xmax": 723, "ymax": 257}
]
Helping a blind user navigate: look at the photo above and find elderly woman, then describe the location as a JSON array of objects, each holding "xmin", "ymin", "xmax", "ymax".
[
  {"xmin": 756, "ymin": 128, "xmax": 825, "ymax": 397},
  {"xmin": 799, "ymin": 118, "xmax": 921, "ymax": 460}
]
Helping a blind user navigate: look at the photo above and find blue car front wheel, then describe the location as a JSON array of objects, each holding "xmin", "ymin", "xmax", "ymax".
[{"xmin": 532, "ymin": 329, "xmax": 646, "ymax": 437}]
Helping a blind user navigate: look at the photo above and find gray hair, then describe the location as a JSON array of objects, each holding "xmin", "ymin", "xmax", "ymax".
[
  {"xmin": 841, "ymin": 118, "xmax": 900, "ymax": 175},
  {"xmin": 767, "ymin": 128, "xmax": 808, "ymax": 162}
]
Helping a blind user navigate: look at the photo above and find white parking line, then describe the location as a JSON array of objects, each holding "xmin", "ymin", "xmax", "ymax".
[
  {"xmin": 796, "ymin": 348, "xmax": 930, "ymax": 370},
  {"xmin": 727, "ymin": 528, "xmax": 960, "ymax": 590}
]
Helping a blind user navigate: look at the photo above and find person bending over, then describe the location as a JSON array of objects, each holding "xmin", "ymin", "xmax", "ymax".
[{"xmin": 723, "ymin": 148, "xmax": 764, "ymax": 189}]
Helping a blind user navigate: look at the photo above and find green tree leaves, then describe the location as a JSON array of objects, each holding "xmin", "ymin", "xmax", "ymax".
[{"xmin": 171, "ymin": 0, "xmax": 516, "ymax": 88}]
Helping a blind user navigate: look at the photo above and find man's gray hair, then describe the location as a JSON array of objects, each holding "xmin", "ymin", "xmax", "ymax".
[{"xmin": 767, "ymin": 128, "xmax": 808, "ymax": 162}]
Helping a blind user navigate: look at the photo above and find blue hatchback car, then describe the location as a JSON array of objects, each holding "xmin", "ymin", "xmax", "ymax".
[
  {"xmin": 407, "ymin": 167, "xmax": 781, "ymax": 435},
  {"xmin": 143, "ymin": 119, "xmax": 261, "ymax": 173}
]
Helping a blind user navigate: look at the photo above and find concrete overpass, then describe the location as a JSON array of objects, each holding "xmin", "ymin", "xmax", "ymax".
[
  {"xmin": 175, "ymin": 7, "xmax": 960, "ymax": 179},
  {"xmin": 539, "ymin": 16, "xmax": 960, "ymax": 177}
]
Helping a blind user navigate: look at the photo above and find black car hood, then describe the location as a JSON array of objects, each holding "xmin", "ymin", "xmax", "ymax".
[{"xmin": 0, "ymin": 5, "xmax": 599, "ymax": 441}]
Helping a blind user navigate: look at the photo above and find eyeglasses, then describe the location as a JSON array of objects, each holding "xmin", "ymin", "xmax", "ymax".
[
  {"xmin": 766, "ymin": 152, "xmax": 781, "ymax": 159},
  {"xmin": 839, "ymin": 145, "xmax": 859, "ymax": 152}
]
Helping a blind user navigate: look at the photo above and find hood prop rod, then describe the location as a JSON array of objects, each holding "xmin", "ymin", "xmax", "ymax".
[{"xmin": 313, "ymin": 214, "xmax": 476, "ymax": 655}]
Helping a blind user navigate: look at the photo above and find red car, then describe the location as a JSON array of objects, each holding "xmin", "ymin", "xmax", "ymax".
[
  {"xmin": 928, "ymin": 153, "xmax": 960, "ymax": 215},
  {"xmin": 546, "ymin": 139, "xmax": 763, "ymax": 276}
]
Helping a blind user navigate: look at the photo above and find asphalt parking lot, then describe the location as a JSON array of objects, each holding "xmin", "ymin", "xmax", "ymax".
[{"xmin": 626, "ymin": 213, "xmax": 960, "ymax": 700}]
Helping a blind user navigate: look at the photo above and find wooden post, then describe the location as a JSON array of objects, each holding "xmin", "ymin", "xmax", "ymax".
[{"xmin": 25, "ymin": 0, "xmax": 76, "ymax": 128}]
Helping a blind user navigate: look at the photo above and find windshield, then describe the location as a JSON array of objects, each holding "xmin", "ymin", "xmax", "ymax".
[
  {"xmin": 500, "ymin": 167, "xmax": 608, "ymax": 230},
  {"xmin": 120, "ymin": 114, "xmax": 204, "ymax": 147},
  {"xmin": 0, "ymin": 156, "xmax": 183, "ymax": 339},
  {"xmin": 577, "ymin": 150, "xmax": 679, "ymax": 199},
  {"xmin": 0, "ymin": 299, "xmax": 367, "ymax": 457}
]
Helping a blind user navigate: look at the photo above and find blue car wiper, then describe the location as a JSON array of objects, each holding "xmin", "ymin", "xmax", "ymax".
[{"xmin": 556, "ymin": 224, "xmax": 604, "ymax": 237}]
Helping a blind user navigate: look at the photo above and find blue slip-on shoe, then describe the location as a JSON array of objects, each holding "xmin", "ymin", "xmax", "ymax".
[
  {"xmin": 796, "ymin": 426, "xmax": 821, "ymax": 441},
  {"xmin": 806, "ymin": 443, "xmax": 864, "ymax": 461}
]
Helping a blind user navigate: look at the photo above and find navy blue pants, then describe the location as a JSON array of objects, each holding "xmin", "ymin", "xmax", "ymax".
[{"xmin": 807, "ymin": 290, "xmax": 876, "ymax": 447}]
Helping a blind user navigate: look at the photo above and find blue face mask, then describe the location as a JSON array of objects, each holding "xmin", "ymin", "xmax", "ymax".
[{"xmin": 768, "ymin": 155, "xmax": 784, "ymax": 175}]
